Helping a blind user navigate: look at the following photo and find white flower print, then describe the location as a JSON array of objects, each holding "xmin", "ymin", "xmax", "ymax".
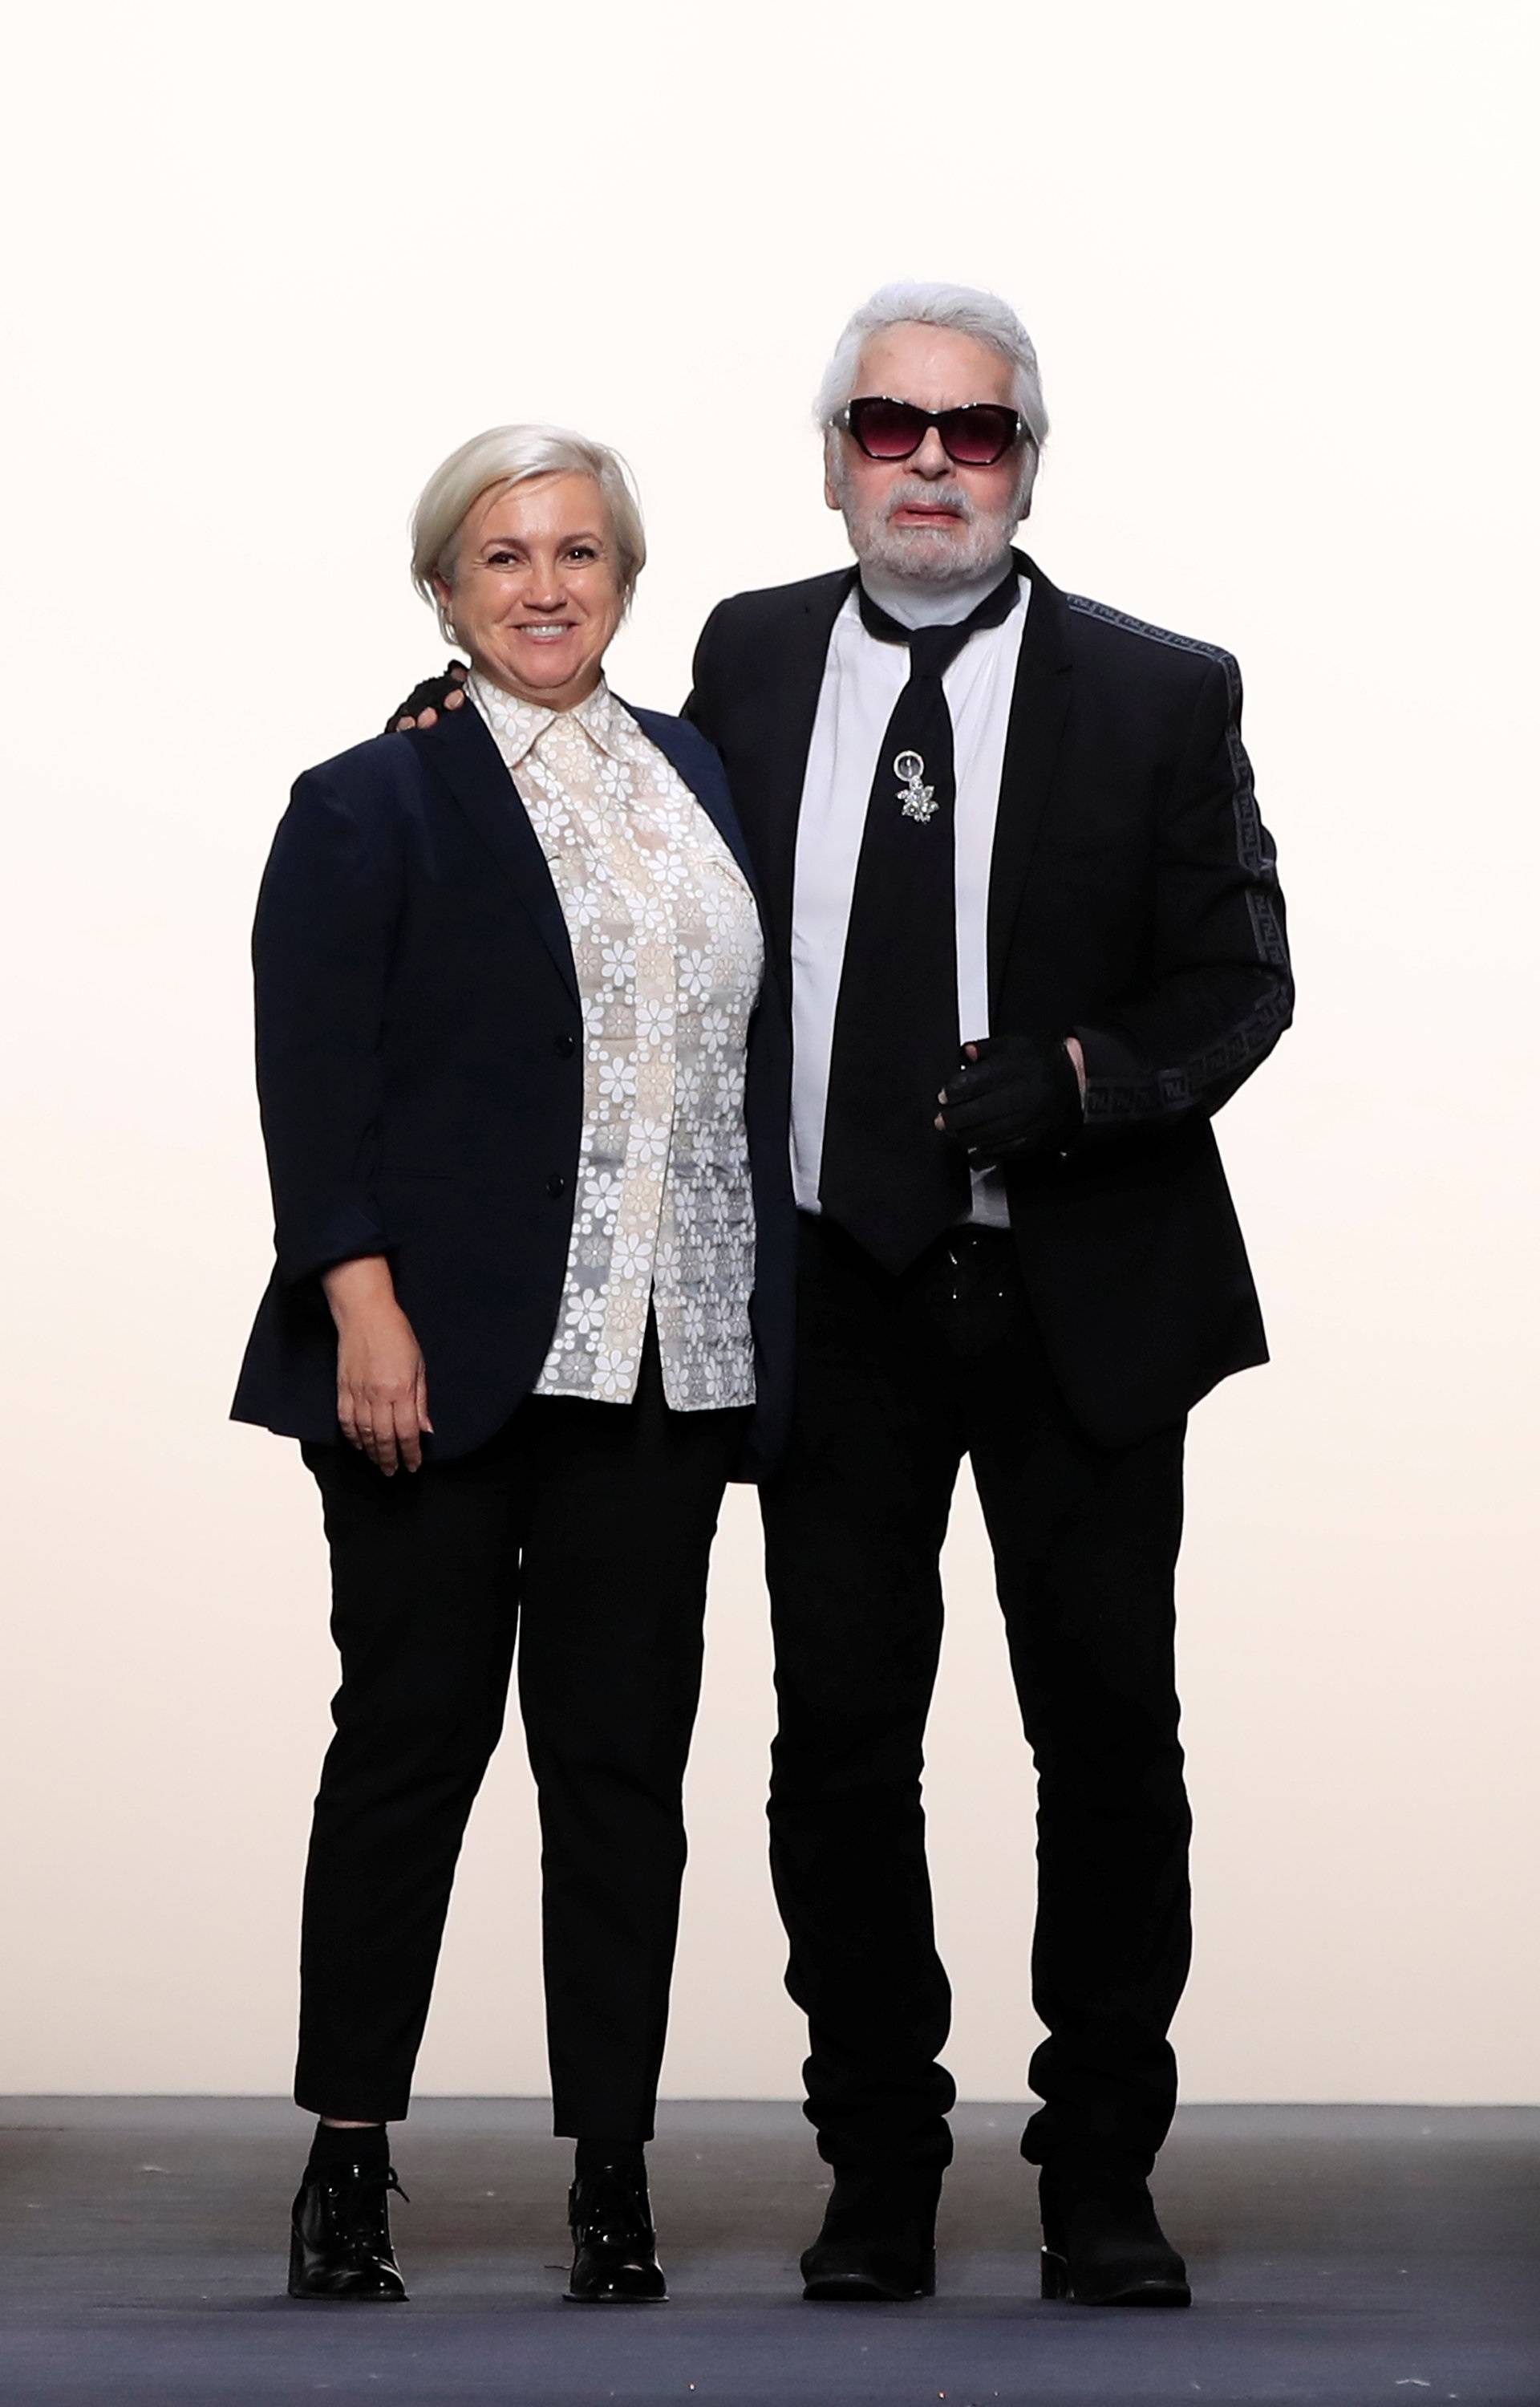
[
  {"xmin": 611, "ymin": 1229, "xmax": 650, "ymax": 1280},
  {"xmin": 563, "ymin": 1286, "xmax": 606, "ymax": 1338},
  {"xmin": 677, "ymin": 948, "xmax": 711, "ymax": 1001},
  {"xmin": 532, "ymin": 797, "xmax": 574, "ymax": 847},
  {"xmin": 465, "ymin": 669, "xmax": 760, "ymax": 1414},
  {"xmin": 680, "ymin": 1293, "xmax": 707, "ymax": 1346},
  {"xmin": 636, "ymin": 995, "xmax": 675, "ymax": 1047},
  {"xmin": 672, "ymin": 1056, "xmax": 707, "ymax": 1111},
  {"xmin": 598, "ymin": 1056, "xmax": 638, "ymax": 1107},
  {"xmin": 594, "ymin": 755, "xmax": 635, "ymax": 806},
  {"xmin": 592, "ymin": 1344, "xmax": 638, "ymax": 1400},
  {"xmin": 630, "ymin": 1118, "xmax": 671, "ymax": 1171}
]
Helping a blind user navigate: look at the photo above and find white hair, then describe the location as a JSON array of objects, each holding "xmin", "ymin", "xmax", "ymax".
[
  {"xmin": 814, "ymin": 281, "xmax": 1049, "ymax": 445},
  {"xmin": 411, "ymin": 424, "xmax": 646, "ymax": 645},
  {"xmin": 816, "ymin": 282, "xmax": 1048, "ymax": 533}
]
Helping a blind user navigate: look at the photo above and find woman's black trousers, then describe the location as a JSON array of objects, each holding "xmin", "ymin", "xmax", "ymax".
[{"xmin": 294, "ymin": 1327, "xmax": 745, "ymax": 2134}]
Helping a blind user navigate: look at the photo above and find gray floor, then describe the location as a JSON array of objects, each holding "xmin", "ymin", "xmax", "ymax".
[{"xmin": 0, "ymin": 2101, "xmax": 1535, "ymax": 2406}]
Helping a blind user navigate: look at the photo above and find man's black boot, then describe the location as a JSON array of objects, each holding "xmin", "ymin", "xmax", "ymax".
[
  {"xmin": 565, "ymin": 2158, "xmax": 667, "ymax": 2303},
  {"xmin": 288, "ymin": 2157, "xmax": 409, "ymax": 2302},
  {"xmin": 1038, "ymin": 2162, "xmax": 1190, "ymax": 2307},
  {"xmin": 800, "ymin": 2167, "xmax": 942, "ymax": 2302}
]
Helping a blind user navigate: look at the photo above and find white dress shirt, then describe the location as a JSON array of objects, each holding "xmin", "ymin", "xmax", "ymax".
[
  {"xmin": 790, "ymin": 566, "xmax": 1032, "ymax": 1231},
  {"xmin": 468, "ymin": 672, "xmax": 763, "ymax": 1411}
]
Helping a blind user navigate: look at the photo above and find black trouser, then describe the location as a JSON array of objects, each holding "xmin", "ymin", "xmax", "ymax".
[
  {"xmin": 760, "ymin": 1216, "xmax": 1191, "ymax": 2179},
  {"xmin": 294, "ymin": 1325, "xmax": 746, "ymax": 2135}
]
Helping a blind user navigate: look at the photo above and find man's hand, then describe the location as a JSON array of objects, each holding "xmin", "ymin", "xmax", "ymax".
[
  {"xmin": 321, "ymin": 1256, "xmax": 433, "ymax": 1474},
  {"xmin": 385, "ymin": 660, "xmax": 468, "ymax": 733},
  {"xmin": 935, "ymin": 1034, "xmax": 1084, "ymax": 1165}
]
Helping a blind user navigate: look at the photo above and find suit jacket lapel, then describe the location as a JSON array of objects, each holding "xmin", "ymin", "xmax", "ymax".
[
  {"xmin": 987, "ymin": 551, "xmax": 1072, "ymax": 1012},
  {"xmin": 410, "ymin": 700, "xmax": 578, "ymax": 1003},
  {"xmin": 751, "ymin": 570, "xmax": 855, "ymax": 987}
]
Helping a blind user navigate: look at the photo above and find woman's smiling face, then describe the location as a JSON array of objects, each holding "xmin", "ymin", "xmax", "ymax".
[{"xmin": 435, "ymin": 472, "xmax": 624, "ymax": 709}]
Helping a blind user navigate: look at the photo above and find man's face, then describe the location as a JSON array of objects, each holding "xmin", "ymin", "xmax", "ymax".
[{"xmin": 826, "ymin": 322, "xmax": 1028, "ymax": 584}]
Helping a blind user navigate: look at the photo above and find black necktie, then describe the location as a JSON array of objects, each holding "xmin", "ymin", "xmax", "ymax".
[{"xmin": 818, "ymin": 568, "xmax": 1022, "ymax": 1273}]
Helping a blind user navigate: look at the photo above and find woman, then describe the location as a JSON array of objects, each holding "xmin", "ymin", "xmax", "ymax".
[{"xmin": 232, "ymin": 426, "xmax": 794, "ymax": 2305}]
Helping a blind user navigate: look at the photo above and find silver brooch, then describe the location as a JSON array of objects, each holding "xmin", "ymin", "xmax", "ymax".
[{"xmin": 894, "ymin": 750, "xmax": 938, "ymax": 822}]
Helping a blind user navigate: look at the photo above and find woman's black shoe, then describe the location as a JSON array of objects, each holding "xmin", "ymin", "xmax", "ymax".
[
  {"xmin": 800, "ymin": 2169, "xmax": 942, "ymax": 2302},
  {"xmin": 287, "ymin": 2161, "xmax": 409, "ymax": 2302},
  {"xmin": 565, "ymin": 2163, "xmax": 668, "ymax": 2303},
  {"xmin": 1038, "ymin": 2165, "xmax": 1190, "ymax": 2307}
]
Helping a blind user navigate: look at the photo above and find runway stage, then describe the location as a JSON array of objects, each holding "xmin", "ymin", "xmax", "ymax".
[{"xmin": 0, "ymin": 2101, "xmax": 1535, "ymax": 2406}]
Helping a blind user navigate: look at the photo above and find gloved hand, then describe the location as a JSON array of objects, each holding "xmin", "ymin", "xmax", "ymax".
[
  {"xmin": 383, "ymin": 660, "xmax": 468, "ymax": 733},
  {"xmin": 936, "ymin": 1035, "xmax": 1084, "ymax": 1164}
]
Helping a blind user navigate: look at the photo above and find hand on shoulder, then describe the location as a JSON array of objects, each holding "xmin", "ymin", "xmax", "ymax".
[{"xmin": 386, "ymin": 660, "xmax": 468, "ymax": 733}]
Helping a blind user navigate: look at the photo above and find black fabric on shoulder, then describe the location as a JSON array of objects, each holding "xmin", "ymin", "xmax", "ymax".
[{"xmin": 383, "ymin": 664, "xmax": 465, "ymax": 733}]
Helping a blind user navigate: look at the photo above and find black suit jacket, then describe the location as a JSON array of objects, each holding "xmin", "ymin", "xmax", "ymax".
[
  {"xmin": 231, "ymin": 698, "xmax": 796, "ymax": 1472},
  {"xmin": 684, "ymin": 550, "xmax": 1292, "ymax": 1447}
]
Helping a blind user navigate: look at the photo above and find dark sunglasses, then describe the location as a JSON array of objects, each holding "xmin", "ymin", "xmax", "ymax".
[{"xmin": 839, "ymin": 395, "xmax": 1024, "ymax": 468}]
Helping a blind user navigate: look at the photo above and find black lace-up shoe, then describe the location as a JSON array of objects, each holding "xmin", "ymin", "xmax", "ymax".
[
  {"xmin": 565, "ymin": 2163, "xmax": 667, "ymax": 2303},
  {"xmin": 800, "ymin": 2167, "xmax": 942, "ymax": 2302},
  {"xmin": 1039, "ymin": 2165, "xmax": 1190, "ymax": 2307},
  {"xmin": 287, "ymin": 2161, "xmax": 409, "ymax": 2302}
]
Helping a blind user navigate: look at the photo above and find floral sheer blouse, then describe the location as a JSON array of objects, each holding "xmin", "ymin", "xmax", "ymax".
[{"xmin": 468, "ymin": 672, "xmax": 764, "ymax": 1411}]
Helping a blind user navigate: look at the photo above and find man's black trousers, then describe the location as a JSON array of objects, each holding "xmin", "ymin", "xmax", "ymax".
[
  {"xmin": 760, "ymin": 1215, "xmax": 1192, "ymax": 2178},
  {"xmin": 294, "ymin": 1325, "xmax": 745, "ymax": 2133}
]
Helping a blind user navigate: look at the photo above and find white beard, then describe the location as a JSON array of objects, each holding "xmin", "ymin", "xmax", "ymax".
[{"xmin": 833, "ymin": 467, "xmax": 1020, "ymax": 587}]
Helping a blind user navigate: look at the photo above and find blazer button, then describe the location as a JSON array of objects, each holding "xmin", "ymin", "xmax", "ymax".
[
  {"xmin": 546, "ymin": 1174, "xmax": 567, "ymax": 1199},
  {"xmin": 555, "ymin": 1033, "xmax": 576, "ymax": 1057}
]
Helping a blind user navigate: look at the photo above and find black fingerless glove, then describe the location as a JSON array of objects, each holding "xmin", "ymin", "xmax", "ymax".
[
  {"xmin": 938, "ymin": 1035, "xmax": 1084, "ymax": 1164},
  {"xmin": 382, "ymin": 662, "xmax": 466, "ymax": 733}
]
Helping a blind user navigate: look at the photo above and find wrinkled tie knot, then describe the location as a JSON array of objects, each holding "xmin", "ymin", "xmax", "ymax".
[{"xmin": 856, "ymin": 568, "xmax": 1020, "ymax": 685}]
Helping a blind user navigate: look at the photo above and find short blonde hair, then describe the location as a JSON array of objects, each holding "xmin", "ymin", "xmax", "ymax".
[{"xmin": 411, "ymin": 424, "xmax": 646, "ymax": 645}]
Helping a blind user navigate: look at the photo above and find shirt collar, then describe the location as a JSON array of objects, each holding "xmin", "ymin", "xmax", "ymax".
[
  {"xmin": 856, "ymin": 555, "xmax": 1019, "ymax": 631},
  {"xmin": 468, "ymin": 669, "xmax": 623, "ymax": 767}
]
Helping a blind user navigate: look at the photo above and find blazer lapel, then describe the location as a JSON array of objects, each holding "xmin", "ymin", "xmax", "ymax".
[
  {"xmin": 747, "ymin": 570, "xmax": 855, "ymax": 987},
  {"xmin": 411, "ymin": 700, "xmax": 578, "ymax": 1003},
  {"xmin": 987, "ymin": 551, "xmax": 1072, "ymax": 1011}
]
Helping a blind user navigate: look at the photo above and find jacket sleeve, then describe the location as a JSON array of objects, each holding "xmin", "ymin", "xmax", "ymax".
[
  {"xmin": 1073, "ymin": 652, "xmax": 1292, "ymax": 1132},
  {"xmin": 251, "ymin": 758, "xmax": 403, "ymax": 1285}
]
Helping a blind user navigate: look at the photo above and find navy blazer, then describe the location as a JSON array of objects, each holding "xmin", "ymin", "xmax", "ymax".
[{"xmin": 231, "ymin": 697, "xmax": 796, "ymax": 1475}]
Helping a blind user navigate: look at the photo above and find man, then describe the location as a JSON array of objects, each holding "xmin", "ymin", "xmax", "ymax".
[{"xmin": 393, "ymin": 281, "xmax": 1292, "ymax": 2309}]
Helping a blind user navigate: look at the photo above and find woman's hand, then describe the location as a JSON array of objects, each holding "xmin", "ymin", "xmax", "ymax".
[{"xmin": 321, "ymin": 1257, "xmax": 433, "ymax": 1475}]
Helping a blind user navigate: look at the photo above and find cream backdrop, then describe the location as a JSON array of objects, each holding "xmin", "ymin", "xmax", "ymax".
[{"xmin": 2, "ymin": 0, "xmax": 1536, "ymax": 2105}]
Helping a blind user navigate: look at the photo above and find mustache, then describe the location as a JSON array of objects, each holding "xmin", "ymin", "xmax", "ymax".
[{"xmin": 880, "ymin": 477, "xmax": 977, "ymax": 524}]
